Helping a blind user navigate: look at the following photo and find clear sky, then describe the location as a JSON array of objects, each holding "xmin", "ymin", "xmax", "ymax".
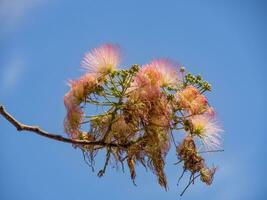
[{"xmin": 0, "ymin": 0, "xmax": 266, "ymax": 199}]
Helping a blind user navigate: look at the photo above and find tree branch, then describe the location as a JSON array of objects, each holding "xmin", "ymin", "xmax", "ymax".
[{"xmin": 0, "ymin": 105, "xmax": 128, "ymax": 148}]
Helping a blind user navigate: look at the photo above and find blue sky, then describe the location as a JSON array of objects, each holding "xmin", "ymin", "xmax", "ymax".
[{"xmin": 0, "ymin": 0, "xmax": 266, "ymax": 199}]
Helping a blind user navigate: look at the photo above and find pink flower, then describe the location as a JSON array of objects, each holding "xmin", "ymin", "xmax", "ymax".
[
  {"xmin": 190, "ymin": 95, "xmax": 208, "ymax": 114},
  {"xmin": 81, "ymin": 43, "xmax": 121, "ymax": 76},
  {"xmin": 131, "ymin": 63, "xmax": 161, "ymax": 100},
  {"xmin": 176, "ymin": 86, "xmax": 208, "ymax": 114},
  {"xmin": 64, "ymin": 73, "xmax": 96, "ymax": 109},
  {"xmin": 150, "ymin": 59, "xmax": 180, "ymax": 87},
  {"xmin": 205, "ymin": 107, "xmax": 216, "ymax": 118},
  {"xmin": 190, "ymin": 113, "xmax": 222, "ymax": 150},
  {"xmin": 177, "ymin": 85, "xmax": 199, "ymax": 106},
  {"xmin": 64, "ymin": 73, "xmax": 96, "ymax": 138},
  {"xmin": 136, "ymin": 63, "xmax": 161, "ymax": 87}
]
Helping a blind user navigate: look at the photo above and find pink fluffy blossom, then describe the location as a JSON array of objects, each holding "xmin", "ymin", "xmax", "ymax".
[
  {"xmin": 176, "ymin": 86, "xmax": 208, "ymax": 114},
  {"xmin": 190, "ymin": 113, "xmax": 222, "ymax": 150},
  {"xmin": 64, "ymin": 73, "xmax": 96, "ymax": 109},
  {"xmin": 64, "ymin": 73, "xmax": 96, "ymax": 138},
  {"xmin": 132, "ymin": 63, "xmax": 162, "ymax": 100},
  {"xmin": 81, "ymin": 43, "xmax": 121, "ymax": 76},
  {"xmin": 150, "ymin": 59, "xmax": 180, "ymax": 87},
  {"xmin": 190, "ymin": 95, "xmax": 208, "ymax": 114}
]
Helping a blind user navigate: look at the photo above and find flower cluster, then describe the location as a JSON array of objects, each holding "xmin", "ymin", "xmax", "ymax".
[{"xmin": 63, "ymin": 43, "xmax": 223, "ymax": 195}]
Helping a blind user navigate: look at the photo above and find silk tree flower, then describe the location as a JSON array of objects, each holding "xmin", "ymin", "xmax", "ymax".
[
  {"xmin": 189, "ymin": 113, "xmax": 222, "ymax": 150},
  {"xmin": 127, "ymin": 64, "xmax": 172, "ymax": 126},
  {"xmin": 177, "ymin": 85, "xmax": 199, "ymax": 107},
  {"xmin": 81, "ymin": 43, "xmax": 121, "ymax": 77},
  {"xmin": 64, "ymin": 73, "xmax": 96, "ymax": 109},
  {"xmin": 131, "ymin": 63, "xmax": 161, "ymax": 100},
  {"xmin": 176, "ymin": 85, "xmax": 208, "ymax": 114},
  {"xmin": 136, "ymin": 63, "xmax": 161, "ymax": 87},
  {"xmin": 190, "ymin": 94, "xmax": 208, "ymax": 114},
  {"xmin": 205, "ymin": 107, "xmax": 216, "ymax": 118},
  {"xmin": 150, "ymin": 58, "xmax": 180, "ymax": 87}
]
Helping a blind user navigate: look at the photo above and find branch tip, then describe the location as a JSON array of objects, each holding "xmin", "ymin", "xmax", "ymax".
[{"xmin": 0, "ymin": 105, "xmax": 128, "ymax": 148}]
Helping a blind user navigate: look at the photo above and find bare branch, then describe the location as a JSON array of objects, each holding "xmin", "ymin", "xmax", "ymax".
[{"xmin": 0, "ymin": 105, "xmax": 127, "ymax": 148}]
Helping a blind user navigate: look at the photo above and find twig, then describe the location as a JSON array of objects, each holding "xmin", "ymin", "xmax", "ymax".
[
  {"xmin": 82, "ymin": 150, "xmax": 95, "ymax": 172},
  {"xmin": 180, "ymin": 174, "xmax": 201, "ymax": 196},
  {"xmin": 0, "ymin": 105, "xmax": 128, "ymax": 148},
  {"xmin": 97, "ymin": 148, "xmax": 111, "ymax": 177},
  {"xmin": 177, "ymin": 168, "xmax": 186, "ymax": 186},
  {"xmin": 198, "ymin": 149, "xmax": 224, "ymax": 154}
]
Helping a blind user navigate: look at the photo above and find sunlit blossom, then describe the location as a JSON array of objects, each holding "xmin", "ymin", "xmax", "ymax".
[
  {"xmin": 177, "ymin": 85, "xmax": 199, "ymax": 106},
  {"xmin": 205, "ymin": 107, "xmax": 216, "ymax": 118},
  {"xmin": 150, "ymin": 58, "xmax": 180, "ymax": 87},
  {"xmin": 81, "ymin": 43, "xmax": 121, "ymax": 76},
  {"xmin": 132, "ymin": 63, "xmax": 161, "ymax": 100},
  {"xmin": 136, "ymin": 63, "xmax": 161, "ymax": 87},
  {"xmin": 190, "ymin": 113, "xmax": 222, "ymax": 150},
  {"xmin": 190, "ymin": 94, "xmax": 208, "ymax": 114},
  {"xmin": 176, "ymin": 85, "xmax": 208, "ymax": 114}
]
